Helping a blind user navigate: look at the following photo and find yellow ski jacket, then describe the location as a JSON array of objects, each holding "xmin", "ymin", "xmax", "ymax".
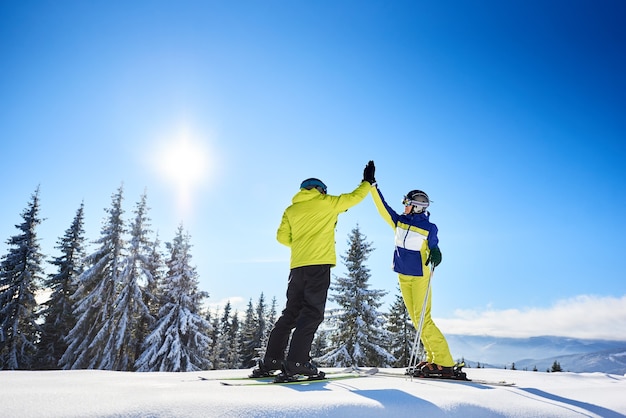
[{"xmin": 277, "ymin": 181, "xmax": 370, "ymax": 269}]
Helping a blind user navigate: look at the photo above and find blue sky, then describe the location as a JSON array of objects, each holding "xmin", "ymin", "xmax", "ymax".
[{"xmin": 1, "ymin": 0, "xmax": 625, "ymax": 340}]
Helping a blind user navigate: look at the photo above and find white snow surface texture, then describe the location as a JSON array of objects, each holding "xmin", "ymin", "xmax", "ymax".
[{"xmin": 2, "ymin": 367, "xmax": 625, "ymax": 417}]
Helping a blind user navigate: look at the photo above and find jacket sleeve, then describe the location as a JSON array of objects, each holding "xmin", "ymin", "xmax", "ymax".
[
  {"xmin": 371, "ymin": 184, "xmax": 398, "ymax": 229},
  {"xmin": 329, "ymin": 180, "xmax": 370, "ymax": 213},
  {"xmin": 276, "ymin": 211, "xmax": 292, "ymax": 247},
  {"xmin": 427, "ymin": 223, "xmax": 439, "ymax": 249}
]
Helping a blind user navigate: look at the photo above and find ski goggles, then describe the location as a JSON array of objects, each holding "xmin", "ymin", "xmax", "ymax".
[{"xmin": 402, "ymin": 197, "xmax": 429, "ymax": 208}]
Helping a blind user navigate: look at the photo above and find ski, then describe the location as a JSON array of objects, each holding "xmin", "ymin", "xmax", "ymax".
[
  {"xmin": 376, "ymin": 370, "xmax": 515, "ymax": 387},
  {"xmin": 411, "ymin": 374, "xmax": 515, "ymax": 387},
  {"xmin": 219, "ymin": 367, "xmax": 378, "ymax": 386},
  {"xmin": 199, "ymin": 374, "xmax": 276, "ymax": 382},
  {"xmin": 200, "ymin": 376, "xmax": 264, "ymax": 382},
  {"xmin": 199, "ymin": 366, "xmax": 374, "ymax": 382},
  {"xmin": 417, "ymin": 377, "xmax": 516, "ymax": 387}
]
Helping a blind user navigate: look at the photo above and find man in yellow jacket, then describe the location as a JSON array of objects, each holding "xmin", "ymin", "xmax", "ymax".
[{"xmin": 252, "ymin": 161, "xmax": 376, "ymax": 380}]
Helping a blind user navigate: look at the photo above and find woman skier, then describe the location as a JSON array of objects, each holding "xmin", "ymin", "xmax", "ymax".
[{"xmin": 371, "ymin": 178, "xmax": 460, "ymax": 378}]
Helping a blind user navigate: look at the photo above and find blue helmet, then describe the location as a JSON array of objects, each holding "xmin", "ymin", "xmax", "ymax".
[{"xmin": 300, "ymin": 178, "xmax": 327, "ymax": 194}]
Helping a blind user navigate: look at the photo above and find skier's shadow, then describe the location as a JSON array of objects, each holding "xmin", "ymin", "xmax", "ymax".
[
  {"xmin": 520, "ymin": 388, "xmax": 626, "ymax": 418},
  {"xmin": 349, "ymin": 389, "xmax": 444, "ymax": 415},
  {"xmin": 281, "ymin": 384, "xmax": 507, "ymax": 416},
  {"xmin": 280, "ymin": 385, "xmax": 443, "ymax": 414},
  {"xmin": 356, "ymin": 388, "xmax": 517, "ymax": 417}
]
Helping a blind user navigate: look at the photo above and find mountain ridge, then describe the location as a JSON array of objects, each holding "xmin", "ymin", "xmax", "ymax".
[{"xmin": 446, "ymin": 334, "xmax": 626, "ymax": 374}]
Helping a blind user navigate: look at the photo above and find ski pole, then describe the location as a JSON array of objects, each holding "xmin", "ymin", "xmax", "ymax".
[
  {"xmin": 408, "ymin": 264, "xmax": 434, "ymax": 372},
  {"xmin": 407, "ymin": 322, "xmax": 420, "ymax": 374},
  {"xmin": 408, "ymin": 263, "xmax": 435, "ymax": 374}
]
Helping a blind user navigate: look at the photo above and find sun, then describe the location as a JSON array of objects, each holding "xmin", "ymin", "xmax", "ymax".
[
  {"xmin": 152, "ymin": 127, "xmax": 212, "ymax": 218},
  {"xmin": 158, "ymin": 134, "xmax": 207, "ymax": 188}
]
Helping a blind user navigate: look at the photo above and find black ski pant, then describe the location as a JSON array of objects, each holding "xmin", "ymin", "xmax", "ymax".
[{"xmin": 265, "ymin": 264, "xmax": 331, "ymax": 363}]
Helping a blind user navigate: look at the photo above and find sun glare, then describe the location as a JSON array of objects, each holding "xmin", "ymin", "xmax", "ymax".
[{"xmin": 152, "ymin": 127, "xmax": 212, "ymax": 218}]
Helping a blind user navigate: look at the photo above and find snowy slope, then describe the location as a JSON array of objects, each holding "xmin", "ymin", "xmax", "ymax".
[{"xmin": 2, "ymin": 367, "xmax": 625, "ymax": 417}]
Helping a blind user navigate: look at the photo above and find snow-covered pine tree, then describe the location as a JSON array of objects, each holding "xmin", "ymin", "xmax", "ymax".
[
  {"xmin": 36, "ymin": 203, "xmax": 86, "ymax": 370},
  {"xmin": 59, "ymin": 186, "xmax": 127, "ymax": 370},
  {"xmin": 317, "ymin": 225, "xmax": 396, "ymax": 368},
  {"xmin": 215, "ymin": 301, "xmax": 234, "ymax": 369},
  {"xmin": 225, "ymin": 310, "xmax": 242, "ymax": 369},
  {"xmin": 206, "ymin": 308, "xmax": 221, "ymax": 369},
  {"xmin": 137, "ymin": 233, "xmax": 165, "ymax": 363},
  {"xmin": 239, "ymin": 298, "xmax": 258, "ymax": 368},
  {"xmin": 101, "ymin": 192, "xmax": 154, "ymax": 370},
  {"xmin": 254, "ymin": 293, "xmax": 267, "ymax": 360},
  {"xmin": 262, "ymin": 297, "xmax": 277, "ymax": 353},
  {"xmin": 0, "ymin": 187, "xmax": 46, "ymax": 370},
  {"xmin": 386, "ymin": 284, "xmax": 416, "ymax": 368},
  {"xmin": 134, "ymin": 225, "xmax": 211, "ymax": 372},
  {"xmin": 310, "ymin": 328, "xmax": 329, "ymax": 359}
]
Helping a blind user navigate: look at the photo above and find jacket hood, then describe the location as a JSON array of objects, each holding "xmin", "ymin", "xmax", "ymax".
[{"xmin": 292, "ymin": 188, "xmax": 323, "ymax": 204}]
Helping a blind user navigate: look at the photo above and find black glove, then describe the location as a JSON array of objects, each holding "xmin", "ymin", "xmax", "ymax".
[
  {"xmin": 363, "ymin": 160, "xmax": 376, "ymax": 184},
  {"xmin": 426, "ymin": 246, "xmax": 442, "ymax": 267}
]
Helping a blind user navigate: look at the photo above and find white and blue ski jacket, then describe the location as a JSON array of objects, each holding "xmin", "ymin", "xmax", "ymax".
[{"xmin": 371, "ymin": 184, "xmax": 439, "ymax": 277}]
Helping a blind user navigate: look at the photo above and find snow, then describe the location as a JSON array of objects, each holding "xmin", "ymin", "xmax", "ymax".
[{"xmin": 2, "ymin": 368, "xmax": 625, "ymax": 417}]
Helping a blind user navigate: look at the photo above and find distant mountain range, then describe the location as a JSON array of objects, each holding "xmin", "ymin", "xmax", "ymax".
[{"xmin": 446, "ymin": 335, "xmax": 626, "ymax": 375}]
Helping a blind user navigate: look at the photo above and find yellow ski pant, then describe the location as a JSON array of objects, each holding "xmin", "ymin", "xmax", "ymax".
[{"xmin": 399, "ymin": 272, "xmax": 455, "ymax": 367}]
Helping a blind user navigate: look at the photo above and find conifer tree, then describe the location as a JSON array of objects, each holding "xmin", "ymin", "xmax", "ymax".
[
  {"xmin": 551, "ymin": 360, "xmax": 562, "ymax": 372},
  {"xmin": 253, "ymin": 293, "xmax": 267, "ymax": 360},
  {"xmin": 263, "ymin": 297, "xmax": 277, "ymax": 352},
  {"xmin": 134, "ymin": 225, "xmax": 211, "ymax": 372},
  {"xmin": 386, "ymin": 285, "xmax": 416, "ymax": 368},
  {"xmin": 239, "ymin": 299, "xmax": 258, "ymax": 367},
  {"xmin": 225, "ymin": 310, "xmax": 242, "ymax": 369},
  {"xmin": 206, "ymin": 308, "xmax": 221, "ymax": 369},
  {"xmin": 317, "ymin": 225, "xmax": 395, "ymax": 368},
  {"xmin": 36, "ymin": 203, "xmax": 86, "ymax": 369},
  {"xmin": 137, "ymin": 233, "xmax": 164, "ymax": 363},
  {"xmin": 216, "ymin": 301, "xmax": 235, "ymax": 369},
  {"xmin": 311, "ymin": 328, "xmax": 329, "ymax": 359},
  {"xmin": 101, "ymin": 192, "xmax": 154, "ymax": 370},
  {"xmin": 60, "ymin": 186, "xmax": 127, "ymax": 370},
  {"xmin": 0, "ymin": 187, "xmax": 45, "ymax": 370}
]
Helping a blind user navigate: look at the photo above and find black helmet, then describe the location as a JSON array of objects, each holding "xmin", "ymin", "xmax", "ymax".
[
  {"xmin": 300, "ymin": 178, "xmax": 327, "ymax": 194},
  {"xmin": 403, "ymin": 190, "xmax": 430, "ymax": 213}
]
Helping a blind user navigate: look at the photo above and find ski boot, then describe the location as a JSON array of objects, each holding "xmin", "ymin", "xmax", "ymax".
[
  {"xmin": 416, "ymin": 363, "xmax": 455, "ymax": 378},
  {"xmin": 416, "ymin": 362, "xmax": 470, "ymax": 380},
  {"xmin": 249, "ymin": 357, "xmax": 282, "ymax": 378},
  {"xmin": 274, "ymin": 360, "xmax": 326, "ymax": 383},
  {"xmin": 406, "ymin": 361, "xmax": 428, "ymax": 376}
]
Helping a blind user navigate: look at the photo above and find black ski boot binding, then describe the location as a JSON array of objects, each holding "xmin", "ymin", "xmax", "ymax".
[
  {"xmin": 451, "ymin": 363, "xmax": 470, "ymax": 381},
  {"xmin": 416, "ymin": 362, "xmax": 470, "ymax": 380},
  {"xmin": 274, "ymin": 360, "xmax": 326, "ymax": 382},
  {"xmin": 416, "ymin": 363, "xmax": 455, "ymax": 378},
  {"xmin": 406, "ymin": 361, "xmax": 428, "ymax": 376},
  {"xmin": 249, "ymin": 357, "xmax": 282, "ymax": 378}
]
